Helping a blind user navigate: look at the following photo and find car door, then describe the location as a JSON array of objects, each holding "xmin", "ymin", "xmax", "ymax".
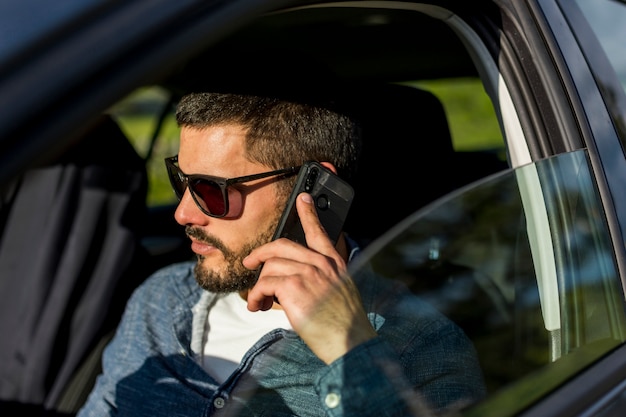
[
  {"xmin": 345, "ymin": 0, "xmax": 626, "ymax": 415},
  {"xmin": 348, "ymin": 148, "xmax": 626, "ymax": 416}
]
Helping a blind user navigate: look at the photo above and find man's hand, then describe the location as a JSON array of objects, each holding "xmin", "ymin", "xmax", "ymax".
[{"xmin": 243, "ymin": 192, "xmax": 377, "ymax": 364}]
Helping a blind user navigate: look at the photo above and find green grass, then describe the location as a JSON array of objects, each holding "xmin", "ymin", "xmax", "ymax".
[{"xmin": 413, "ymin": 78, "xmax": 504, "ymax": 151}]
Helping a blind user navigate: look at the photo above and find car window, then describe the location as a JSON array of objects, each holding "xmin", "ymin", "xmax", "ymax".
[
  {"xmin": 414, "ymin": 78, "xmax": 505, "ymax": 155},
  {"xmin": 108, "ymin": 87, "xmax": 180, "ymax": 207},
  {"xmin": 563, "ymin": 0, "xmax": 626, "ymax": 152},
  {"xmin": 349, "ymin": 149, "xmax": 626, "ymax": 416},
  {"xmin": 105, "ymin": 88, "xmax": 190, "ymax": 267},
  {"xmin": 573, "ymin": 0, "xmax": 626, "ymax": 98}
]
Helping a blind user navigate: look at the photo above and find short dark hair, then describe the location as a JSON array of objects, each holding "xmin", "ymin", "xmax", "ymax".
[{"xmin": 176, "ymin": 92, "xmax": 361, "ymax": 185}]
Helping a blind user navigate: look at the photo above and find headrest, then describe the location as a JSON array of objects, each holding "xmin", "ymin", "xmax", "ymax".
[{"xmin": 342, "ymin": 83, "xmax": 456, "ymax": 244}]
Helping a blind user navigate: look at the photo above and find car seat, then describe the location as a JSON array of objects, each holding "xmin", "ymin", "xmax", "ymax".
[
  {"xmin": 342, "ymin": 82, "xmax": 507, "ymax": 246},
  {"xmin": 0, "ymin": 115, "xmax": 152, "ymax": 415}
]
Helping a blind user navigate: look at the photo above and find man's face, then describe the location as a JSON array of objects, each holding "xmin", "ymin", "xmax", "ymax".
[{"xmin": 173, "ymin": 124, "xmax": 285, "ymax": 293}]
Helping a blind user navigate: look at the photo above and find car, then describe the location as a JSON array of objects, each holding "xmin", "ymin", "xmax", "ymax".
[{"xmin": 1, "ymin": 0, "xmax": 626, "ymax": 416}]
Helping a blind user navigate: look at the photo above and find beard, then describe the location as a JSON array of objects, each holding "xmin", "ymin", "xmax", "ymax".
[{"xmin": 186, "ymin": 215, "xmax": 280, "ymax": 293}]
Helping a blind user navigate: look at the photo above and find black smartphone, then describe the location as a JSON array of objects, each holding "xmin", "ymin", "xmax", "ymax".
[{"xmin": 272, "ymin": 161, "xmax": 354, "ymax": 247}]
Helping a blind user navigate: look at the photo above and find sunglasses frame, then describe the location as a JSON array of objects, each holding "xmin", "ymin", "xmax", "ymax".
[{"xmin": 165, "ymin": 156, "xmax": 300, "ymax": 218}]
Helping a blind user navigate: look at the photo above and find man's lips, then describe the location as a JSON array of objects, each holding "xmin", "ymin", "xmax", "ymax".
[{"xmin": 189, "ymin": 238, "xmax": 217, "ymax": 255}]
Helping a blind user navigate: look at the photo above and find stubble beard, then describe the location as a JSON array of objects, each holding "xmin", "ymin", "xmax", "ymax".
[{"xmin": 187, "ymin": 215, "xmax": 280, "ymax": 293}]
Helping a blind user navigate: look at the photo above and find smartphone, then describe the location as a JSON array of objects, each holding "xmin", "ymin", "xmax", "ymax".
[{"xmin": 272, "ymin": 161, "xmax": 354, "ymax": 247}]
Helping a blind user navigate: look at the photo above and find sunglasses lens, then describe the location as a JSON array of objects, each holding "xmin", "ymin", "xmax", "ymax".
[{"xmin": 190, "ymin": 178, "xmax": 227, "ymax": 216}]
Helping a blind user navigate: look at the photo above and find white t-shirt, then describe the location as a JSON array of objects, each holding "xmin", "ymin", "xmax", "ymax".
[{"xmin": 202, "ymin": 292, "xmax": 292, "ymax": 383}]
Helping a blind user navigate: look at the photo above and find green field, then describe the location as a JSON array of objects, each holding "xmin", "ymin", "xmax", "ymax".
[{"xmin": 413, "ymin": 78, "xmax": 503, "ymax": 151}]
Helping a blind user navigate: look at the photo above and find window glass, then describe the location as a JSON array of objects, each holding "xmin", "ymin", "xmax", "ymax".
[
  {"xmin": 574, "ymin": 0, "xmax": 626, "ymax": 94},
  {"xmin": 414, "ymin": 78, "xmax": 505, "ymax": 155},
  {"xmin": 108, "ymin": 86, "xmax": 180, "ymax": 206},
  {"xmin": 349, "ymin": 149, "xmax": 626, "ymax": 416}
]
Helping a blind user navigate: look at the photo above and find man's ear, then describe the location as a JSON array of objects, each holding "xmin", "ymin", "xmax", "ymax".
[{"xmin": 319, "ymin": 161, "xmax": 337, "ymax": 174}]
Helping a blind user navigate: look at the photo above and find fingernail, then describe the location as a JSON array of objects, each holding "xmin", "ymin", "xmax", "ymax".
[{"xmin": 301, "ymin": 193, "xmax": 313, "ymax": 203}]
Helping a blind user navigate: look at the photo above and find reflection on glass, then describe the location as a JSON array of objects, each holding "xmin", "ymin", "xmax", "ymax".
[
  {"xmin": 350, "ymin": 150, "xmax": 626, "ymax": 416},
  {"xmin": 575, "ymin": 0, "xmax": 626, "ymax": 93}
]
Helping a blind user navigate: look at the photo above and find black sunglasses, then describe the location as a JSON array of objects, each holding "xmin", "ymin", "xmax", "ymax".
[{"xmin": 165, "ymin": 156, "xmax": 300, "ymax": 218}]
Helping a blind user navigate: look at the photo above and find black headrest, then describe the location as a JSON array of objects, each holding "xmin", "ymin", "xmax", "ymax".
[
  {"xmin": 55, "ymin": 114, "xmax": 144, "ymax": 169},
  {"xmin": 343, "ymin": 83, "xmax": 456, "ymax": 245}
]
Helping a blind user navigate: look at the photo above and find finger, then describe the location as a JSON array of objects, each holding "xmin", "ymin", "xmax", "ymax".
[
  {"xmin": 246, "ymin": 247, "xmax": 335, "ymax": 309},
  {"xmin": 295, "ymin": 192, "xmax": 337, "ymax": 254},
  {"xmin": 246, "ymin": 285, "xmax": 275, "ymax": 312},
  {"xmin": 247, "ymin": 260, "xmax": 322, "ymax": 315},
  {"xmin": 242, "ymin": 237, "xmax": 305, "ymax": 271},
  {"xmin": 246, "ymin": 258, "xmax": 312, "ymax": 311}
]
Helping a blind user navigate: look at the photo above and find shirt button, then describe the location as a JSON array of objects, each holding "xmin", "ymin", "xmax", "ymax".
[
  {"xmin": 325, "ymin": 392, "xmax": 341, "ymax": 408},
  {"xmin": 213, "ymin": 397, "xmax": 225, "ymax": 408}
]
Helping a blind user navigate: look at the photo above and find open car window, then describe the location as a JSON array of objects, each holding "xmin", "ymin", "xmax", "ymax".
[{"xmin": 349, "ymin": 149, "xmax": 626, "ymax": 416}]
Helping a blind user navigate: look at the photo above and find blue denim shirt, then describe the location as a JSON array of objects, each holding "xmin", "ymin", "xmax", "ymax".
[{"xmin": 79, "ymin": 257, "xmax": 485, "ymax": 417}]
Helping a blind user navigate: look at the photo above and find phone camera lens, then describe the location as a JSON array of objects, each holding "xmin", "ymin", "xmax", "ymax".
[{"xmin": 305, "ymin": 167, "xmax": 319, "ymax": 192}]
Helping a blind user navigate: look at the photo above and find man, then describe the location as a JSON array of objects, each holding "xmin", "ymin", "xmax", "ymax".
[{"xmin": 79, "ymin": 92, "xmax": 485, "ymax": 416}]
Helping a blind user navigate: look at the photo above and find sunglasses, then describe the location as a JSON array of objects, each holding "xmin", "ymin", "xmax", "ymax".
[{"xmin": 165, "ymin": 156, "xmax": 300, "ymax": 218}]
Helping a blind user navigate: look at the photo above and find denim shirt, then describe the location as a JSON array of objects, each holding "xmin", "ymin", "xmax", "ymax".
[{"xmin": 79, "ymin": 254, "xmax": 485, "ymax": 417}]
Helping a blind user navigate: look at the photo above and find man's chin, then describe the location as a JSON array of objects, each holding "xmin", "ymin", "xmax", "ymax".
[
  {"xmin": 193, "ymin": 257, "xmax": 257, "ymax": 293},
  {"xmin": 195, "ymin": 254, "xmax": 222, "ymax": 274}
]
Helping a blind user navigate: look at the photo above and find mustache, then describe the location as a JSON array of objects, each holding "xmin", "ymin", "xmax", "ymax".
[{"xmin": 185, "ymin": 226, "xmax": 229, "ymax": 254}]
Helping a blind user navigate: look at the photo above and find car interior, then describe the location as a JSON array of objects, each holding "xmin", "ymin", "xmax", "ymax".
[
  {"xmin": 0, "ymin": 4, "xmax": 519, "ymax": 416},
  {"xmin": 0, "ymin": 115, "xmax": 153, "ymax": 412}
]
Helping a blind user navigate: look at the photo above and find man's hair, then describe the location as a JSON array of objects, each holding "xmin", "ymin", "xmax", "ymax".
[{"xmin": 175, "ymin": 92, "xmax": 361, "ymax": 195}]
